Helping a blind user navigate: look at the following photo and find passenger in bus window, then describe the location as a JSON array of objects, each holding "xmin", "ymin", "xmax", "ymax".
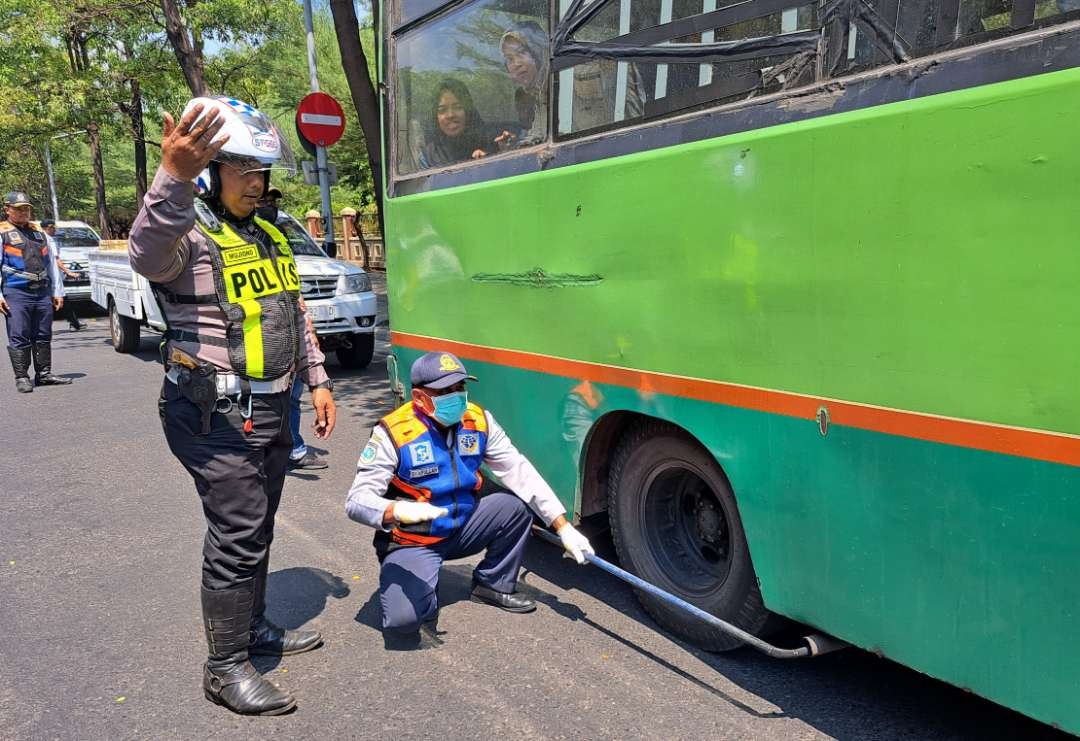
[
  {"xmin": 419, "ymin": 80, "xmax": 497, "ymax": 169},
  {"xmin": 500, "ymin": 21, "xmax": 549, "ymax": 145}
]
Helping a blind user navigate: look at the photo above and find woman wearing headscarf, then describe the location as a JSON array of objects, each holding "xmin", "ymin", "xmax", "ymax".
[
  {"xmin": 499, "ymin": 20, "xmax": 549, "ymax": 145},
  {"xmin": 420, "ymin": 79, "xmax": 494, "ymax": 169}
]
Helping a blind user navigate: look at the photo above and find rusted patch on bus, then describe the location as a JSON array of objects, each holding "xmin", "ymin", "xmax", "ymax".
[
  {"xmin": 471, "ymin": 268, "xmax": 603, "ymax": 288},
  {"xmin": 778, "ymin": 84, "xmax": 846, "ymax": 113}
]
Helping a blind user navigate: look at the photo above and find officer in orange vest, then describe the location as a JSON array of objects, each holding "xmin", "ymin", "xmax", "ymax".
[
  {"xmin": 346, "ymin": 351, "xmax": 594, "ymax": 647},
  {"xmin": 1, "ymin": 192, "xmax": 71, "ymax": 393}
]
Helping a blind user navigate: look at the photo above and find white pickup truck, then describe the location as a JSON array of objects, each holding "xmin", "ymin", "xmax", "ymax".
[{"xmin": 88, "ymin": 213, "xmax": 378, "ymax": 368}]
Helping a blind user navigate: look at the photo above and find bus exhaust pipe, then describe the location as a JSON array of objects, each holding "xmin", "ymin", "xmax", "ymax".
[{"xmin": 532, "ymin": 526, "xmax": 848, "ymax": 660}]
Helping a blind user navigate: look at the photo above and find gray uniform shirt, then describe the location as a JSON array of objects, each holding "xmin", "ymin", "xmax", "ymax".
[
  {"xmin": 346, "ymin": 409, "xmax": 568, "ymax": 531},
  {"xmin": 128, "ymin": 166, "xmax": 328, "ymax": 385}
]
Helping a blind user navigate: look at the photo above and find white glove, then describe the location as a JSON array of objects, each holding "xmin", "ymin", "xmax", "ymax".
[
  {"xmin": 393, "ymin": 501, "xmax": 449, "ymax": 525},
  {"xmin": 556, "ymin": 522, "xmax": 595, "ymax": 565}
]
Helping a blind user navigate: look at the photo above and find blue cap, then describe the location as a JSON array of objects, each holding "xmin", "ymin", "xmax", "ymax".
[
  {"xmin": 4, "ymin": 192, "xmax": 31, "ymax": 207},
  {"xmin": 410, "ymin": 351, "xmax": 477, "ymax": 390}
]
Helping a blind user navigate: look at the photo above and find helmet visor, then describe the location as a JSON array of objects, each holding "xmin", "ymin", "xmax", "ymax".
[
  {"xmin": 214, "ymin": 143, "xmax": 296, "ymax": 178},
  {"xmin": 207, "ymin": 102, "xmax": 297, "ymax": 178}
]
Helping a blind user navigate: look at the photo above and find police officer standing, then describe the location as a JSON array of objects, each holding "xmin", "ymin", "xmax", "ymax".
[
  {"xmin": 1, "ymin": 192, "xmax": 72, "ymax": 393},
  {"xmin": 129, "ymin": 97, "xmax": 336, "ymax": 716}
]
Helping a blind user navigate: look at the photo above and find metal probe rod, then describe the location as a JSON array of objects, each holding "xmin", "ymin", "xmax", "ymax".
[{"xmin": 532, "ymin": 526, "xmax": 846, "ymax": 659}]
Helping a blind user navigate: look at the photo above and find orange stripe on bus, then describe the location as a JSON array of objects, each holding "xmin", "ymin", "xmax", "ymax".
[{"xmin": 391, "ymin": 331, "xmax": 1080, "ymax": 468}]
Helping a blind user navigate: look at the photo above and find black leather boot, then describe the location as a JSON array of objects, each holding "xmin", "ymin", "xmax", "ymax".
[
  {"xmin": 7, "ymin": 346, "xmax": 32, "ymax": 393},
  {"xmin": 249, "ymin": 559, "xmax": 323, "ymax": 656},
  {"xmin": 202, "ymin": 584, "xmax": 296, "ymax": 715},
  {"xmin": 31, "ymin": 343, "xmax": 71, "ymax": 385}
]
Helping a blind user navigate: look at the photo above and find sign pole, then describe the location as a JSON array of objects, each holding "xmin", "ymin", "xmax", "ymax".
[{"xmin": 302, "ymin": 0, "xmax": 335, "ymax": 256}]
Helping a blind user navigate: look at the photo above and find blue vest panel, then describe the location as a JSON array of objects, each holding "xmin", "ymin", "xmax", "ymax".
[
  {"xmin": 0, "ymin": 223, "xmax": 51, "ymax": 291},
  {"xmin": 381, "ymin": 402, "xmax": 489, "ymax": 545}
]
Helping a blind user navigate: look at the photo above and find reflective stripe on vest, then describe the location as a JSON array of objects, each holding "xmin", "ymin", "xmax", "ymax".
[
  {"xmin": 380, "ymin": 401, "xmax": 490, "ymax": 546},
  {"xmin": 186, "ymin": 215, "xmax": 301, "ymax": 380}
]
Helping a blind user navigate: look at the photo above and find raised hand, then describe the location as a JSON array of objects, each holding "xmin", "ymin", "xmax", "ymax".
[{"xmin": 160, "ymin": 103, "xmax": 230, "ymax": 181}]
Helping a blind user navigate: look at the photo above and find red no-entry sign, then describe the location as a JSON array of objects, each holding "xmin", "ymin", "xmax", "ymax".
[{"xmin": 296, "ymin": 92, "xmax": 346, "ymax": 147}]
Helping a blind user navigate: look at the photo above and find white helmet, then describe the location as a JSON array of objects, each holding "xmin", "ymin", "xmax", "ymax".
[{"xmin": 181, "ymin": 96, "xmax": 297, "ymax": 198}]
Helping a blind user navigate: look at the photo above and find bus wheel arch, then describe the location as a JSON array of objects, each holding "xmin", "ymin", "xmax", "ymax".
[{"xmin": 583, "ymin": 414, "xmax": 772, "ymax": 652}]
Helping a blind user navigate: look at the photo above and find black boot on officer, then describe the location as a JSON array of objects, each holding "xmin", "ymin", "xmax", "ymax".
[
  {"xmin": 32, "ymin": 342, "xmax": 71, "ymax": 386},
  {"xmin": 201, "ymin": 582, "xmax": 297, "ymax": 716},
  {"xmin": 248, "ymin": 558, "xmax": 323, "ymax": 656},
  {"xmin": 7, "ymin": 346, "xmax": 33, "ymax": 393}
]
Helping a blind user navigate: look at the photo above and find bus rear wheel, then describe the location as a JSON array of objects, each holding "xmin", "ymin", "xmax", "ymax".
[{"xmin": 607, "ymin": 421, "xmax": 771, "ymax": 651}]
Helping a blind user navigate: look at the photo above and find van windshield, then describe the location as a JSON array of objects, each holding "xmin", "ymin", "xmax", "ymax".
[{"xmin": 54, "ymin": 227, "xmax": 100, "ymax": 248}]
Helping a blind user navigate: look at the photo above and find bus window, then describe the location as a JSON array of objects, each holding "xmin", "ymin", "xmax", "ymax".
[
  {"xmin": 393, "ymin": 0, "xmax": 549, "ymax": 175},
  {"xmin": 555, "ymin": 0, "xmax": 818, "ymax": 137},
  {"xmin": 836, "ymin": 0, "xmax": 1080, "ymax": 76}
]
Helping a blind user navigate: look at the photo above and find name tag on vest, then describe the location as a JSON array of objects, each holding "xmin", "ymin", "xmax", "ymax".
[{"xmin": 409, "ymin": 464, "xmax": 440, "ymax": 478}]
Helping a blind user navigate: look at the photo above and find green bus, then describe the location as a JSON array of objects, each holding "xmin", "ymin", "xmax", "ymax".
[{"xmin": 375, "ymin": 0, "xmax": 1080, "ymax": 730}]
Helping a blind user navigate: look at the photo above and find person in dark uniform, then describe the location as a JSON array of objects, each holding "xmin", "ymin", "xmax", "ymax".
[
  {"xmin": 1, "ymin": 192, "xmax": 72, "ymax": 393},
  {"xmin": 128, "ymin": 96, "xmax": 337, "ymax": 716},
  {"xmin": 346, "ymin": 351, "xmax": 595, "ymax": 648}
]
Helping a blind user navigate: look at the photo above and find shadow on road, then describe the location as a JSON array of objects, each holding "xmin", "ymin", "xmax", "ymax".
[
  {"xmin": 256, "ymin": 566, "xmax": 351, "ymax": 672},
  {"xmin": 518, "ymin": 530, "xmax": 1071, "ymax": 741}
]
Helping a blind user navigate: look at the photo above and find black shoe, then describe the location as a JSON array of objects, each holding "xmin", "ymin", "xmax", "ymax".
[
  {"xmin": 249, "ymin": 614, "xmax": 323, "ymax": 656},
  {"xmin": 201, "ymin": 585, "xmax": 296, "ymax": 716},
  {"xmin": 69, "ymin": 322, "xmax": 84, "ymax": 331},
  {"xmin": 383, "ymin": 619, "xmax": 443, "ymax": 651},
  {"xmin": 288, "ymin": 451, "xmax": 327, "ymax": 470},
  {"xmin": 8, "ymin": 347, "xmax": 32, "ymax": 392},
  {"xmin": 31, "ymin": 343, "xmax": 71, "ymax": 385},
  {"xmin": 247, "ymin": 556, "xmax": 322, "ymax": 656},
  {"xmin": 470, "ymin": 584, "xmax": 536, "ymax": 613}
]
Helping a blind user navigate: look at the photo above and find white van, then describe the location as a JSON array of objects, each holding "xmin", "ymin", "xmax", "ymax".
[
  {"xmin": 89, "ymin": 212, "xmax": 378, "ymax": 368},
  {"xmin": 51, "ymin": 220, "xmax": 99, "ymax": 303}
]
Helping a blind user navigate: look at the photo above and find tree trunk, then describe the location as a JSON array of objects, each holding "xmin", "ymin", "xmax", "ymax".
[
  {"xmin": 87, "ymin": 123, "xmax": 112, "ymax": 239},
  {"xmin": 130, "ymin": 78, "xmax": 148, "ymax": 209},
  {"xmin": 329, "ymin": 0, "xmax": 385, "ymax": 233},
  {"xmin": 160, "ymin": 0, "xmax": 207, "ymax": 95}
]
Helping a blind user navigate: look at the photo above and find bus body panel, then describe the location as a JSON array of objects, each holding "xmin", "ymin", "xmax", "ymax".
[{"xmin": 385, "ymin": 66, "xmax": 1080, "ymax": 732}]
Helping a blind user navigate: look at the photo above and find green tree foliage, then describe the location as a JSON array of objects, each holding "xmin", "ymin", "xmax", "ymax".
[{"xmin": 0, "ymin": 0, "xmax": 378, "ymax": 232}]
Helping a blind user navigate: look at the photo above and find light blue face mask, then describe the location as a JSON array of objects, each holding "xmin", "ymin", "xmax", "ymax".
[{"xmin": 431, "ymin": 391, "xmax": 467, "ymax": 426}]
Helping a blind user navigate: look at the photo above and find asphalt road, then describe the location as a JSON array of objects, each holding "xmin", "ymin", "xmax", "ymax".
[{"xmin": 0, "ymin": 291, "xmax": 1072, "ymax": 741}]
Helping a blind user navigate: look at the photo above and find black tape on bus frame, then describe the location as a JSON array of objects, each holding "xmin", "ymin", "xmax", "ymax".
[{"xmin": 549, "ymin": 0, "xmax": 909, "ymax": 72}]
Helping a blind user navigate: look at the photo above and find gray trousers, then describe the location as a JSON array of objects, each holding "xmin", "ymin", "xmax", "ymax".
[{"xmin": 379, "ymin": 492, "xmax": 533, "ymax": 634}]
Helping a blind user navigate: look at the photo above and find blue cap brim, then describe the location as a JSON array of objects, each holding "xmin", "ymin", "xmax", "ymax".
[{"xmin": 422, "ymin": 372, "xmax": 478, "ymax": 389}]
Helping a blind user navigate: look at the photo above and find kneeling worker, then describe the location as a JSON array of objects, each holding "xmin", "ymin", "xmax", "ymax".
[{"xmin": 346, "ymin": 351, "xmax": 594, "ymax": 643}]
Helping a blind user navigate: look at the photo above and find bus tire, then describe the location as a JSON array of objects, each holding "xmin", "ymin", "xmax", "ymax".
[
  {"xmin": 336, "ymin": 331, "xmax": 374, "ymax": 369},
  {"xmin": 607, "ymin": 421, "xmax": 771, "ymax": 652},
  {"xmin": 109, "ymin": 298, "xmax": 141, "ymax": 354}
]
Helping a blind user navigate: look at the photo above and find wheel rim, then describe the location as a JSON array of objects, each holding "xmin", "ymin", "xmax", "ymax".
[
  {"xmin": 637, "ymin": 462, "xmax": 733, "ymax": 597},
  {"xmin": 109, "ymin": 304, "xmax": 119, "ymax": 344}
]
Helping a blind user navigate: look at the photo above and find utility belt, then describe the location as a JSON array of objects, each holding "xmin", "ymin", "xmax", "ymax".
[
  {"xmin": 165, "ymin": 367, "xmax": 292, "ymax": 396},
  {"xmin": 165, "ymin": 361, "xmax": 291, "ymax": 436}
]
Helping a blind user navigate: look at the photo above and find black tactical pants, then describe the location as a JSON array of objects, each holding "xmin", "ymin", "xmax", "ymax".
[{"xmin": 159, "ymin": 380, "xmax": 293, "ymax": 590}]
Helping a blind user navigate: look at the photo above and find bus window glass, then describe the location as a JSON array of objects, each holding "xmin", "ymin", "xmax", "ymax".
[
  {"xmin": 558, "ymin": 0, "xmax": 817, "ymax": 135},
  {"xmin": 394, "ymin": 0, "xmax": 549, "ymax": 175},
  {"xmin": 837, "ymin": 0, "xmax": 1079, "ymax": 75}
]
